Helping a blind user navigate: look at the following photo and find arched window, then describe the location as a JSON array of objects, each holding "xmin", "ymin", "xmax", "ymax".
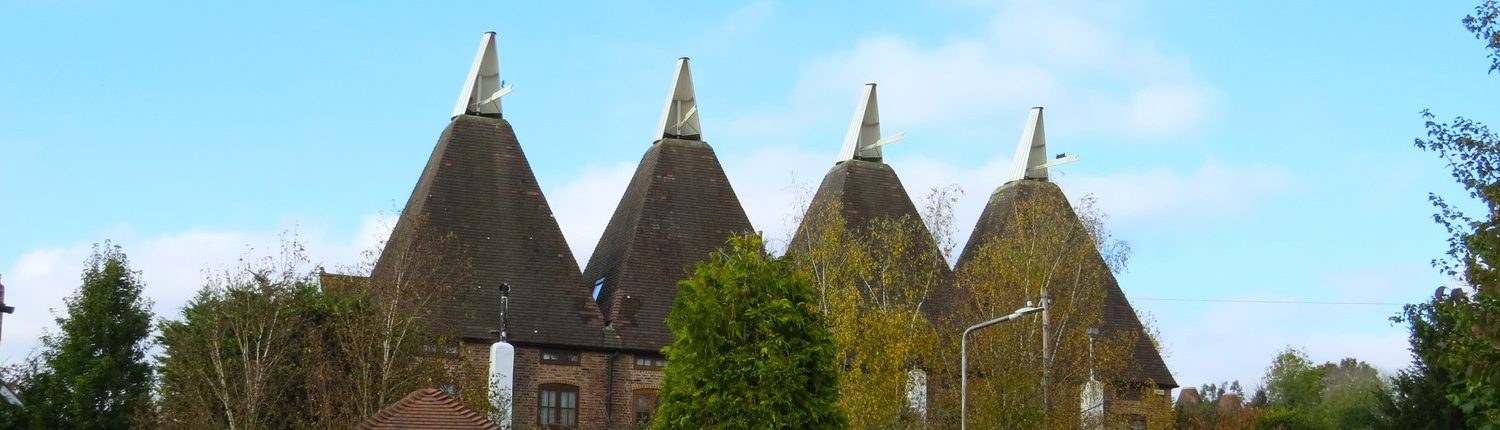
[
  {"xmin": 538, "ymin": 383, "xmax": 579, "ymax": 429},
  {"xmin": 633, "ymin": 388, "xmax": 659, "ymax": 426}
]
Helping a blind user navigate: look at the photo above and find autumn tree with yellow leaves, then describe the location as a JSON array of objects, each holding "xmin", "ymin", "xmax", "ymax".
[
  {"xmin": 785, "ymin": 185, "xmax": 959, "ymax": 430},
  {"xmin": 932, "ymin": 181, "xmax": 1161, "ymax": 429}
]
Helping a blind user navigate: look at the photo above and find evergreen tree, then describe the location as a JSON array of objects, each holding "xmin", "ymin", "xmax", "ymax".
[
  {"xmin": 21, "ymin": 242, "xmax": 154, "ymax": 429},
  {"xmin": 652, "ymin": 234, "xmax": 846, "ymax": 430},
  {"xmin": 1377, "ymin": 294, "xmax": 1472, "ymax": 429}
]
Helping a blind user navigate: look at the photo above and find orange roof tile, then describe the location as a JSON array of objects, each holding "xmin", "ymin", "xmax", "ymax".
[{"xmin": 356, "ymin": 387, "xmax": 501, "ymax": 430}]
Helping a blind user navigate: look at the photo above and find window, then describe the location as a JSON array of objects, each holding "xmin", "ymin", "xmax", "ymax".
[
  {"xmin": 633, "ymin": 389, "xmax": 658, "ymax": 426},
  {"xmin": 634, "ymin": 355, "xmax": 667, "ymax": 370},
  {"xmin": 538, "ymin": 384, "xmax": 579, "ymax": 429},
  {"xmin": 592, "ymin": 277, "xmax": 605, "ymax": 301},
  {"xmin": 541, "ymin": 349, "xmax": 581, "ymax": 365},
  {"xmin": 1127, "ymin": 415, "xmax": 1147, "ymax": 430}
]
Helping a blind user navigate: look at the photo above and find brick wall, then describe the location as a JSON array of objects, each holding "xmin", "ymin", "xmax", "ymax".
[
  {"xmin": 463, "ymin": 342, "xmax": 666, "ymax": 430},
  {"xmin": 1105, "ymin": 384, "xmax": 1174, "ymax": 427},
  {"xmin": 607, "ymin": 352, "xmax": 665, "ymax": 428}
]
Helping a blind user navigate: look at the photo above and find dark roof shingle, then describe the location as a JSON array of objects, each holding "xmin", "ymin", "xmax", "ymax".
[
  {"xmin": 374, "ymin": 115, "xmax": 604, "ymax": 347},
  {"xmin": 582, "ymin": 138, "xmax": 753, "ymax": 353}
]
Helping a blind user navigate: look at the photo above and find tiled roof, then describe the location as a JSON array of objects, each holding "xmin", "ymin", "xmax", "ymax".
[
  {"xmin": 356, "ymin": 387, "xmax": 501, "ymax": 430},
  {"xmin": 582, "ymin": 138, "xmax": 753, "ymax": 352},
  {"xmin": 373, "ymin": 115, "xmax": 604, "ymax": 347},
  {"xmin": 789, "ymin": 159, "xmax": 957, "ymax": 319},
  {"xmin": 956, "ymin": 180, "xmax": 1177, "ymax": 388}
]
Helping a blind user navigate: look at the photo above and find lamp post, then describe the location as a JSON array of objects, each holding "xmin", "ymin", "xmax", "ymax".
[{"xmin": 961, "ymin": 303, "xmax": 1045, "ymax": 430}]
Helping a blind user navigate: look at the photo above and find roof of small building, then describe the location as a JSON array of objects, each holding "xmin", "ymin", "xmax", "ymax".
[
  {"xmin": 1177, "ymin": 387, "xmax": 1202, "ymax": 405},
  {"xmin": 355, "ymin": 387, "xmax": 500, "ymax": 430},
  {"xmin": 957, "ymin": 179, "xmax": 1177, "ymax": 389},
  {"xmin": 789, "ymin": 159, "xmax": 957, "ymax": 319},
  {"xmin": 583, "ymin": 137, "xmax": 753, "ymax": 352},
  {"xmin": 373, "ymin": 115, "xmax": 604, "ymax": 347}
]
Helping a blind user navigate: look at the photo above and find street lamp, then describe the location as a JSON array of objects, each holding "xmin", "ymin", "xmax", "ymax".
[{"xmin": 961, "ymin": 303, "xmax": 1045, "ymax": 430}]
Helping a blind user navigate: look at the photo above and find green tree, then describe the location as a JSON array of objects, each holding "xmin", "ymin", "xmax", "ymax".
[
  {"xmin": 1317, "ymin": 358, "xmax": 1386, "ymax": 429},
  {"xmin": 1377, "ymin": 291, "xmax": 1472, "ymax": 429},
  {"xmin": 155, "ymin": 249, "xmax": 323, "ymax": 430},
  {"xmin": 153, "ymin": 235, "xmax": 464, "ymax": 430},
  {"xmin": 17, "ymin": 242, "xmax": 155, "ymax": 430},
  {"xmin": 1411, "ymin": 1, "xmax": 1500, "ymax": 427},
  {"xmin": 652, "ymin": 234, "xmax": 846, "ymax": 430},
  {"xmin": 1251, "ymin": 349, "xmax": 1389, "ymax": 430},
  {"xmin": 1262, "ymin": 348, "xmax": 1325, "ymax": 412},
  {"xmin": 1257, "ymin": 348, "xmax": 1329, "ymax": 430}
]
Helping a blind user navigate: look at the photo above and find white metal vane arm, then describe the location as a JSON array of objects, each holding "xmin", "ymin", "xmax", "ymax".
[
  {"xmin": 836, "ymin": 83, "xmax": 903, "ymax": 163},
  {"xmin": 655, "ymin": 57, "xmax": 703, "ymax": 140},
  {"xmin": 1006, "ymin": 107, "xmax": 1076, "ymax": 182},
  {"xmin": 452, "ymin": 32, "xmax": 505, "ymax": 119}
]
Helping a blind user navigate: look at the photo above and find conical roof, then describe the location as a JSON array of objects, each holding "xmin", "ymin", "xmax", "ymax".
[
  {"xmin": 374, "ymin": 115, "xmax": 604, "ymax": 347},
  {"xmin": 373, "ymin": 34, "xmax": 603, "ymax": 347},
  {"xmin": 582, "ymin": 58, "xmax": 753, "ymax": 353},
  {"xmin": 790, "ymin": 84, "xmax": 954, "ymax": 319},
  {"xmin": 956, "ymin": 179, "xmax": 1176, "ymax": 388},
  {"xmin": 356, "ymin": 387, "xmax": 501, "ymax": 430},
  {"xmin": 958, "ymin": 109, "xmax": 1170, "ymax": 387}
]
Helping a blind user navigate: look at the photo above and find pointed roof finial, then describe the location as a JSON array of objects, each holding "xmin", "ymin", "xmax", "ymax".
[
  {"xmin": 1006, "ymin": 107, "xmax": 1075, "ymax": 182},
  {"xmin": 655, "ymin": 57, "xmax": 702, "ymax": 141},
  {"xmin": 837, "ymin": 83, "xmax": 894, "ymax": 163},
  {"xmin": 452, "ymin": 32, "xmax": 508, "ymax": 119}
]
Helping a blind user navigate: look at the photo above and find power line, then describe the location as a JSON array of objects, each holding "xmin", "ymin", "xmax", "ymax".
[{"xmin": 1132, "ymin": 297, "xmax": 1406, "ymax": 306}]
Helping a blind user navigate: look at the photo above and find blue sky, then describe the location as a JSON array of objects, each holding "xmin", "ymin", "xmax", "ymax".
[{"xmin": 2, "ymin": 0, "xmax": 1494, "ymax": 389}]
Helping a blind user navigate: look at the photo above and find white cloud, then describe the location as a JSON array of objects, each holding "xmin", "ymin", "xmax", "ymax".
[
  {"xmin": 701, "ymin": 0, "xmax": 775, "ymax": 50},
  {"xmin": 1144, "ymin": 264, "xmax": 1432, "ymax": 390},
  {"xmin": 730, "ymin": 0, "xmax": 1222, "ymax": 142},
  {"xmin": 1060, "ymin": 161, "xmax": 1294, "ymax": 226},
  {"xmin": 721, "ymin": 145, "xmax": 832, "ymax": 253},
  {"xmin": 0, "ymin": 219, "xmax": 386, "ymax": 364},
  {"xmin": 1154, "ymin": 298, "xmax": 1411, "ymax": 391},
  {"xmin": 545, "ymin": 139, "xmax": 1288, "ymax": 267},
  {"xmin": 546, "ymin": 161, "xmax": 638, "ymax": 268}
]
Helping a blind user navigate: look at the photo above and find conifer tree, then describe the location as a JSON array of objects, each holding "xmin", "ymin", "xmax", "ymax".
[
  {"xmin": 22, "ymin": 242, "xmax": 154, "ymax": 429},
  {"xmin": 652, "ymin": 234, "xmax": 846, "ymax": 430}
]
